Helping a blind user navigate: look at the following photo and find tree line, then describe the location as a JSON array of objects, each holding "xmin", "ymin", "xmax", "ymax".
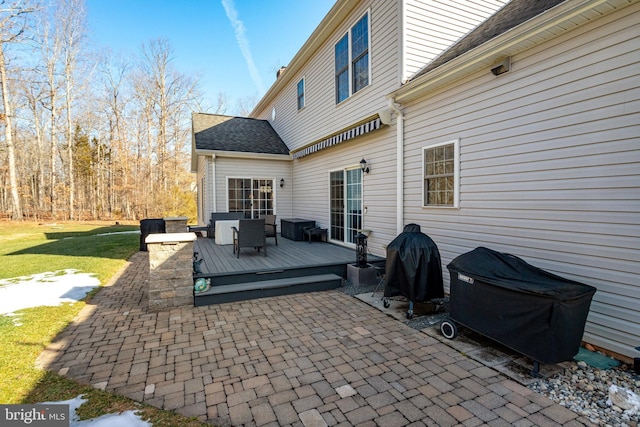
[{"xmin": 0, "ymin": 0, "xmax": 246, "ymax": 221}]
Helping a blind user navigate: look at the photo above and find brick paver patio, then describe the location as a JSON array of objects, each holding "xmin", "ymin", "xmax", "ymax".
[{"xmin": 37, "ymin": 252, "xmax": 594, "ymax": 426}]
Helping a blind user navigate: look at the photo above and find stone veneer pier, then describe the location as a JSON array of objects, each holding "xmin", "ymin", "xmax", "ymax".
[{"xmin": 145, "ymin": 232, "xmax": 196, "ymax": 311}]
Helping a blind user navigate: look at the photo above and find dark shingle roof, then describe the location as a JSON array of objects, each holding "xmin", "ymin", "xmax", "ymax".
[
  {"xmin": 193, "ymin": 113, "xmax": 289, "ymax": 155},
  {"xmin": 411, "ymin": 0, "xmax": 566, "ymax": 80}
]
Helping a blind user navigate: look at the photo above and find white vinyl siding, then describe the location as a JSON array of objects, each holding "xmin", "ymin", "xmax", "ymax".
[
  {"xmin": 211, "ymin": 157, "xmax": 293, "ymax": 220},
  {"xmin": 403, "ymin": 0, "xmax": 508, "ymax": 80},
  {"xmin": 197, "ymin": 155, "xmax": 214, "ymax": 226},
  {"xmin": 402, "ymin": 4, "xmax": 640, "ymax": 358},
  {"xmin": 254, "ymin": 0, "xmax": 399, "ymax": 152},
  {"xmin": 291, "ymin": 125, "xmax": 397, "ymax": 256},
  {"xmin": 254, "ymin": 0, "xmax": 506, "ymax": 154}
]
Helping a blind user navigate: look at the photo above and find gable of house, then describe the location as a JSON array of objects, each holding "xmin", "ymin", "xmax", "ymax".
[
  {"xmin": 192, "ymin": 113, "xmax": 289, "ymax": 155},
  {"xmin": 403, "ymin": 0, "xmax": 510, "ymax": 80},
  {"xmin": 191, "ymin": 113, "xmax": 292, "ymax": 224},
  {"xmin": 411, "ymin": 0, "xmax": 565, "ymax": 79}
]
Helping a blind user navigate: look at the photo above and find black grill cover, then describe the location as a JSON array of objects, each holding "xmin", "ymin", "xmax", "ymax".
[
  {"xmin": 384, "ymin": 224, "xmax": 444, "ymax": 302},
  {"xmin": 140, "ymin": 219, "xmax": 166, "ymax": 251},
  {"xmin": 447, "ymin": 247, "xmax": 597, "ymax": 364}
]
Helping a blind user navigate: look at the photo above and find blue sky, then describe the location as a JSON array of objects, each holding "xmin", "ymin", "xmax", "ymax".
[{"xmin": 86, "ymin": 0, "xmax": 336, "ymax": 112}]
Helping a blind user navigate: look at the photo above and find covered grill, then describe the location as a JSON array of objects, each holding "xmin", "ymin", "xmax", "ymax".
[
  {"xmin": 384, "ymin": 224, "xmax": 444, "ymax": 318},
  {"xmin": 140, "ymin": 218, "xmax": 165, "ymax": 251},
  {"xmin": 442, "ymin": 246, "xmax": 597, "ymax": 375}
]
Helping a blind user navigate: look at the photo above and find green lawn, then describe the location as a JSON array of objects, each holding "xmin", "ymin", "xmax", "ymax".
[
  {"xmin": 0, "ymin": 221, "xmax": 210, "ymax": 426},
  {"xmin": 0, "ymin": 221, "xmax": 139, "ymax": 404}
]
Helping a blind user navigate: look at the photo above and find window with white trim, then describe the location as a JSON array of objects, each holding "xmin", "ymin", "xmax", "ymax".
[
  {"xmin": 335, "ymin": 12, "xmax": 369, "ymax": 104},
  {"xmin": 423, "ymin": 140, "xmax": 459, "ymax": 207},
  {"xmin": 297, "ymin": 78, "xmax": 305, "ymax": 110}
]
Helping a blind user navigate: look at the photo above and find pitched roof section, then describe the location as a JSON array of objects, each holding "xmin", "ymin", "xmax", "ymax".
[
  {"xmin": 193, "ymin": 113, "xmax": 289, "ymax": 155},
  {"xmin": 411, "ymin": 0, "xmax": 566, "ymax": 80}
]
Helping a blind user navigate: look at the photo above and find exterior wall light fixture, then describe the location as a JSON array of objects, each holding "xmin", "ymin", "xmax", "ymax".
[
  {"xmin": 360, "ymin": 158, "xmax": 370, "ymax": 174},
  {"xmin": 280, "ymin": 178, "xmax": 285, "ymax": 188}
]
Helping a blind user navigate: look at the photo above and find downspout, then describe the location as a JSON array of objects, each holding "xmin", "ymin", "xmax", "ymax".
[
  {"xmin": 211, "ymin": 154, "xmax": 217, "ymax": 214},
  {"xmin": 388, "ymin": 98, "xmax": 404, "ymax": 235}
]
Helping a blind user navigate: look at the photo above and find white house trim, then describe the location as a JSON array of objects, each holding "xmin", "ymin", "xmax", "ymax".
[
  {"xmin": 392, "ymin": 0, "xmax": 633, "ymax": 103},
  {"xmin": 197, "ymin": 150, "xmax": 291, "ymax": 161}
]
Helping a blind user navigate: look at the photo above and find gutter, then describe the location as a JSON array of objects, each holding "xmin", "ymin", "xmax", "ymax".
[
  {"xmin": 211, "ymin": 154, "xmax": 217, "ymax": 214},
  {"xmin": 196, "ymin": 150, "xmax": 291, "ymax": 161},
  {"xmin": 387, "ymin": 98, "xmax": 404, "ymax": 235},
  {"xmin": 391, "ymin": 0, "xmax": 630, "ymax": 104}
]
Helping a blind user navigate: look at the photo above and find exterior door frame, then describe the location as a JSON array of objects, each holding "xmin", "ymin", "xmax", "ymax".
[
  {"xmin": 329, "ymin": 166, "xmax": 363, "ymax": 246},
  {"xmin": 226, "ymin": 177, "xmax": 276, "ymax": 218}
]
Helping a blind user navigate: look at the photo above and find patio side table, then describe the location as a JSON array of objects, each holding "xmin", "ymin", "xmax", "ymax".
[{"xmin": 281, "ymin": 218, "xmax": 316, "ymax": 241}]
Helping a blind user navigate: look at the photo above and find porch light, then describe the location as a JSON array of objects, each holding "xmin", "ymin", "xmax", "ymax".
[
  {"xmin": 280, "ymin": 178, "xmax": 285, "ymax": 188},
  {"xmin": 355, "ymin": 232, "xmax": 368, "ymax": 268},
  {"xmin": 360, "ymin": 158, "xmax": 370, "ymax": 174}
]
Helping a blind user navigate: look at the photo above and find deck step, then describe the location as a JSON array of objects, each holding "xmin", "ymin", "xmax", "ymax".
[{"xmin": 194, "ymin": 274, "xmax": 343, "ymax": 306}]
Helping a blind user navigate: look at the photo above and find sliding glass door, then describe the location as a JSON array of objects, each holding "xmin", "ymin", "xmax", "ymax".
[{"xmin": 330, "ymin": 168, "xmax": 362, "ymax": 244}]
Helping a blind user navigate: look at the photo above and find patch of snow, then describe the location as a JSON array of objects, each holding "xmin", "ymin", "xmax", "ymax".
[
  {"xmin": 608, "ymin": 384, "xmax": 640, "ymax": 415},
  {"xmin": 94, "ymin": 230, "xmax": 140, "ymax": 237},
  {"xmin": 62, "ymin": 230, "xmax": 140, "ymax": 240},
  {"xmin": 0, "ymin": 270, "xmax": 100, "ymax": 316},
  {"xmin": 42, "ymin": 396, "xmax": 152, "ymax": 427}
]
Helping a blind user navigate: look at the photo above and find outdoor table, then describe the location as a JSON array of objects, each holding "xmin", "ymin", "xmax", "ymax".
[{"xmin": 215, "ymin": 220, "xmax": 239, "ymax": 245}]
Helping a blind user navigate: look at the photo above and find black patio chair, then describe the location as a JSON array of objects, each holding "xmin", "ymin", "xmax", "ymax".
[
  {"xmin": 261, "ymin": 214, "xmax": 278, "ymax": 246},
  {"xmin": 232, "ymin": 219, "xmax": 267, "ymax": 258}
]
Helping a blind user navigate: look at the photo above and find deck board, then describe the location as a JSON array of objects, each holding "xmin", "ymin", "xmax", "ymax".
[{"xmin": 194, "ymin": 234, "xmax": 384, "ymax": 275}]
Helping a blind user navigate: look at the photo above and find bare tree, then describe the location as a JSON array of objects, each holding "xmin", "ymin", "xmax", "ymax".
[
  {"xmin": 38, "ymin": 1, "xmax": 63, "ymax": 219},
  {"xmin": 96, "ymin": 49, "xmax": 131, "ymax": 219},
  {"xmin": 0, "ymin": 2, "xmax": 211, "ymax": 222},
  {"xmin": 58, "ymin": 0, "xmax": 86, "ymax": 220},
  {"xmin": 235, "ymin": 93, "xmax": 259, "ymax": 116},
  {"xmin": 19, "ymin": 73, "xmax": 47, "ymax": 216},
  {"xmin": 135, "ymin": 39, "xmax": 201, "ymax": 212},
  {"xmin": 0, "ymin": 0, "xmax": 37, "ymax": 220}
]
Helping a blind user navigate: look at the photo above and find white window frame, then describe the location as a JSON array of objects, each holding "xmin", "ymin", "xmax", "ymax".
[
  {"xmin": 334, "ymin": 10, "xmax": 371, "ymax": 104},
  {"xmin": 422, "ymin": 139, "xmax": 460, "ymax": 208},
  {"xmin": 297, "ymin": 77, "xmax": 305, "ymax": 110},
  {"xmin": 226, "ymin": 176, "xmax": 277, "ymax": 218}
]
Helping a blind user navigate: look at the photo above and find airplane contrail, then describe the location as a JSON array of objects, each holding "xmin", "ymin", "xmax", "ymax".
[{"xmin": 221, "ymin": 0, "xmax": 266, "ymax": 95}]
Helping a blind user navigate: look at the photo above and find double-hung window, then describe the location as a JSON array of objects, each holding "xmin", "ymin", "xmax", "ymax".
[
  {"xmin": 423, "ymin": 140, "xmax": 460, "ymax": 207},
  {"xmin": 297, "ymin": 78, "xmax": 305, "ymax": 110},
  {"xmin": 335, "ymin": 12, "xmax": 369, "ymax": 104}
]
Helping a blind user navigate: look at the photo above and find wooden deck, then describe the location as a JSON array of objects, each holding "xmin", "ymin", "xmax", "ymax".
[
  {"xmin": 192, "ymin": 235, "xmax": 385, "ymax": 306},
  {"xmin": 194, "ymin": 234, "xmax": 384, "ymax": 275}
]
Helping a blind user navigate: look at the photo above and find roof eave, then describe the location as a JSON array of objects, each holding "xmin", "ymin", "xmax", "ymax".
[
  {"xmin": 194, "ymin": 149, "xmax": 291, "ymax": 161},
  {"xmin": 249, "ymin": 0, "xmax": 359, "ymax": 117},
  {"xmin": 390, "ymin": 0, "xmax": 630, "ymax": 104}
]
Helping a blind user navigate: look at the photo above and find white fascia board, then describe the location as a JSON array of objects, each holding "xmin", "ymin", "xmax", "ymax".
[
  {"xmin": 391, "ymin": 0, "xmax": 628, "ymax": 104},
  {"xmin": 196, "ymin": 149, "xmax": 291, "ymax": 161}
]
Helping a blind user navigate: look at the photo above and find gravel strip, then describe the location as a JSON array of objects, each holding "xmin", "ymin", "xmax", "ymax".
[{"xmin": 530, "ymin": 360, "xmax": 640, "ymax": 427}]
